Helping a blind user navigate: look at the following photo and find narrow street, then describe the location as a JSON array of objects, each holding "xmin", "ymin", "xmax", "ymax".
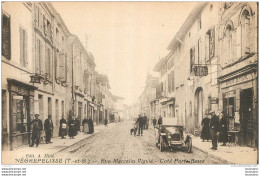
[{"xmin": 56, "ymin": 121, "xmax": 225, "ymax": 164}]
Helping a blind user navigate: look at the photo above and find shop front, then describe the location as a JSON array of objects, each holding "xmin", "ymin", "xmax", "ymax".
[
  {"xmin": 218, "ymin": 64, "xmax": 257, "ymax": 148},
  {"xmin": 7, "ymin": 79, "xmax": 37, "ymax": 150}
]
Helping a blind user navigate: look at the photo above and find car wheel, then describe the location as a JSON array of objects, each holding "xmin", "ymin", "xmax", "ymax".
[
  {"xmin": 186, "ymin": 137, "xmax": 192, "ymax": 153},
  {"xmin": 160, "ymin": 136, "xmax": 164, "ymax": 152}
]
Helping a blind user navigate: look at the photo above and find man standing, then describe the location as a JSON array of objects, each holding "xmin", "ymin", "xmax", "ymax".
[
  {"xmin": 219, "ymin": 111, "xmax": 228, "ymax": 146},
  {"xmin": 30, "ymin": 114, "xmax": 43, "ymax": 147},
  {"xmin": 136, "ymin": 114, "xmax": 144, "ymax": 136},
  {"xmin": 44, "ymin": 115, "xmax": 54, "ymax": 144},
  {"xmin": 143, "ymin": 113, "xmax": 148, "ymax": 129},
  {"xmin": 158, "ymin": 116, "xmax": 162, "ymax": 126},
  {"xmin": 153, "ymin": 117, "xmax": 157, "ymax": 129},
  {"xmin": 210, "ymin": 110, "xmax": 220, "ymax": 150}
]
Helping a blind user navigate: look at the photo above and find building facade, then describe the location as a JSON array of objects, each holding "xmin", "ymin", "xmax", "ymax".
[{"xmin": 152, "ymin": 2, "xmax": 258, "ymax": 147}]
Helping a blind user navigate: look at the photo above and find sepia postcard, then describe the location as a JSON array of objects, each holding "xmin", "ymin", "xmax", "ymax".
[{"xmin": 1, "ymin": 1, "xmax": 258, "ymax": 168}]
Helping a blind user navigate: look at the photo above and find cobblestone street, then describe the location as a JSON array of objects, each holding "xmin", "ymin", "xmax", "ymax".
[{"xmin": 56, "ymin": 121, "xmax": 225, "ymax": 164}]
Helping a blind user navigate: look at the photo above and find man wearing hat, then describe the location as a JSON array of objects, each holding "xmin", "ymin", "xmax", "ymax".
[
  {"xmin": 44, "ymin": 115, "xmax": 54, "ymax": 144},
  {"xmin": 209, "ymin": 110, "xmax": 220, "ymax": 150},
  {"xmin": 30, "ymin": 114, "xmax": 43, "ymax": 147}
]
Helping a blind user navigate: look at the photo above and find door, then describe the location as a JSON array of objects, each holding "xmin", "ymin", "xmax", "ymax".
[{"xmin": 240, "ymin": 88, "xmax": 253, "ymax": 147}]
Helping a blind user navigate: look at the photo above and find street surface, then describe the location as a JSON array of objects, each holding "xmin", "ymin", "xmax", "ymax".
[{"xmin": 56, "ymin": 121, "xmax": 226, "ymax": 164}]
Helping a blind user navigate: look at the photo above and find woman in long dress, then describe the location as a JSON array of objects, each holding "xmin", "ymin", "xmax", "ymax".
[
  {"xmin": 68, "ymin": 116, "xmax": 76, "ymax": 139},
  {"xmin": 201, "ymin": 115, "xmax": 211, "ymax": 141},
  {"xmin": 59, "ymin": 116, "xmax": 67, "ymax": 139},
  {"xmin": 82, "ymin": 117, "xmax": 89, "ymax": 133},
  {"xmin": 88, "ymin": 117, "xmax": 94, "ymax": 134}
]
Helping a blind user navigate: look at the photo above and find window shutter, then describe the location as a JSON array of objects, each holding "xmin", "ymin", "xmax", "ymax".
[
  {"xmin": 172, "ymin": 71, "xmax": 174, "ymax": 92},
  {"xmin": 45, "ymin": 48, "xmax": 49, "ymax": 76},
  {"xmin": 35, "ymin": 39, "xmax": 39, "ymax": 73},
  {"xmin": 65, "ymin": 53, "xmax": 67, "ymax": 82},
  {"xmin": 168, "ymin": 74, "xmax": 171, "ymax": 93},
  {"xmin": 19, "ymin": 28, "xmax": 23, "ymax": 66},
  {"xmin": 2, "ymin": 15, "xmax": 11, "ymax": 60},
  {"xmin": 24, "ymin": 30, "xmax": 28, "ymax": 67},
  {"xmin": 40, "ymin": 40, "xmax": 43, "ymax": 74}
]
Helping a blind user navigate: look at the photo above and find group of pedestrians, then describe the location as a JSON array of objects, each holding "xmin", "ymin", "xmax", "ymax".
[
  {"xmin": 201, "ymin": 110, "xmax": 228, "ymax": 150},
  {"xmin": 135, "ymin": 113, "xmax": 148, "ymax": 136},
  {"xmin": 29, "ymin": 113, "xmax": 95, "ymax": 147},
  {"xmin": 30, "ymin": 114, "xmax": 54, "ymax": 147}
]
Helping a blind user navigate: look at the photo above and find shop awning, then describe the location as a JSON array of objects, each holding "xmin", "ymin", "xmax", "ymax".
[
  {"xmin": 7, "ymin": 78, "xmax": 38, "ymax": 90},
  {"xmin": 160, "ymin": 97, "xmax": 175, "ymax": 105}
]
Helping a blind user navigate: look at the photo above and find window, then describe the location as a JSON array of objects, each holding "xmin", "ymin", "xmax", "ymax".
[
  {"xmin": 19, "ymin": 27, "xmax": 27, "ymax": 67},
  {"xmin": 2, "ymin": 13, "xmax": 11, "ymax": 59},
  {"xmin": 190, "ymin": 47, "xmax": 195, "ymax": 72},
  {"xmin": 35, "ymin": 38, "xmax": 42, "ymax": 74},
  {"xmin": 45, "ymin": 47, "xmax": 52, "ymax": 79},
  {"xmin": 241, "ymin": 9, "xmax": 251, "ymax": 56},
  {"xmin": 206, "ymin": 27, "xmax": 215, "ymax": 61},
  {"xmin": 198, "ymin": 39, "xmax": 202, "ymax": 64},
  {"xmin": 222, "ymin": 24, "xmax": 232, "ymax": 65}
]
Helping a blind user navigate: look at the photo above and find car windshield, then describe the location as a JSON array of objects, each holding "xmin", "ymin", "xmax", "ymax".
[{"xmin": 164, "ymin": 127, "xmax": 183, "ymax": 134}]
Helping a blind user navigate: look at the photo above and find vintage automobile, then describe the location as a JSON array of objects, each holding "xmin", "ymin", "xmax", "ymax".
[{"xmin": 155, "ymin": 118, "xmax": 192, "ymax": 153}]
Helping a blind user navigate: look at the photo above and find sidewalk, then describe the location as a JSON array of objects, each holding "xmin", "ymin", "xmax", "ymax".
[
  {"xmin": 192, "ymin": 135, "xmax": 258, "ymax": 164},
  {"xmin": 2, "ymin": 123, "xmax": 117, "ymax": 164}
]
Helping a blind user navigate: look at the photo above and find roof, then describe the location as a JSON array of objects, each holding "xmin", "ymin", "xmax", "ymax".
[
  {"xmin": 69, "ymin": 35, "xmax": 96, "ymax": 67},
  {"xmin": 96, "ymin": 73, "xmax": 111, "ymax": 89},
  {"xmin": 153, "ymin": 51, "xmax": 173, "ymax": 72},
  {"xmin": 167, "ymin": 2, "xmax": 208, "ymax": 50}
]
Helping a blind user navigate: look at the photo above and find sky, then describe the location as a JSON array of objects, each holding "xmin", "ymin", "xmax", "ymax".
[{"xmin": 52, "ymin": 2, "xmax": 195, "ymax": 105}]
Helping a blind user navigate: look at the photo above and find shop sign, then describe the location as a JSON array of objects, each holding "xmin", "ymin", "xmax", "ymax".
[
  {"xmin": 210, "ymin": 97, "xmax": 218, "ymax": 104},
  {"xmin": 30, "ymin": 75, "xmax": 41, "ymax": 83},
  {"xmin": 13, "ymin": 95, "xmax": 23, "ymax": 100},
  {"xmin": 221, "ymin": 73, "xmax": 253, "ymax": 88},
  {"xmin": 193, "ymin": 66, "xmax": 208, "ymax": 76}
]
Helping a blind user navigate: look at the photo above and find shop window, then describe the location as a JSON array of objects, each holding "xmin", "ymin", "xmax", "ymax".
[
  {"xmin": 2, "ymin": 13, "xmax": 11, "ymax": 60},
  {"xmin": 12, "ymin": 97, "xmax": 29, "ymax": 134},
  {"xmin": 19, "ymin": 27, "xmax": 28, "ymax": 67}
]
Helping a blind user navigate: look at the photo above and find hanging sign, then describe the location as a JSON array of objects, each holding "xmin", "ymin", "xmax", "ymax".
[
  {"xmin": 194, "ymin": 66, "xmax": 208, "ymax": 76},
  {"xmin": 13, "ymin": 95, "xmax": 23, "ymax": 100}
]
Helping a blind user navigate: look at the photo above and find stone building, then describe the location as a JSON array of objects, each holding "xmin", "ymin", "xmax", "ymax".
[
  {"xmin": 153, "ymin": 2, "xmax": 258, "ymax": 148},
  {"xmin": 217, "ymin": 2, "xmax": 258, "ymax": 147}
]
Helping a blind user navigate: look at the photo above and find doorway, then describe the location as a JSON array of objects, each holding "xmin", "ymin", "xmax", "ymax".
[
  {"xmin": 194, "ymin": 87, "xmax": 203, "ymax": 129},
  {"xmin": 240, "ymin": 88, "xmax": 253, "ymax": 147}
]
